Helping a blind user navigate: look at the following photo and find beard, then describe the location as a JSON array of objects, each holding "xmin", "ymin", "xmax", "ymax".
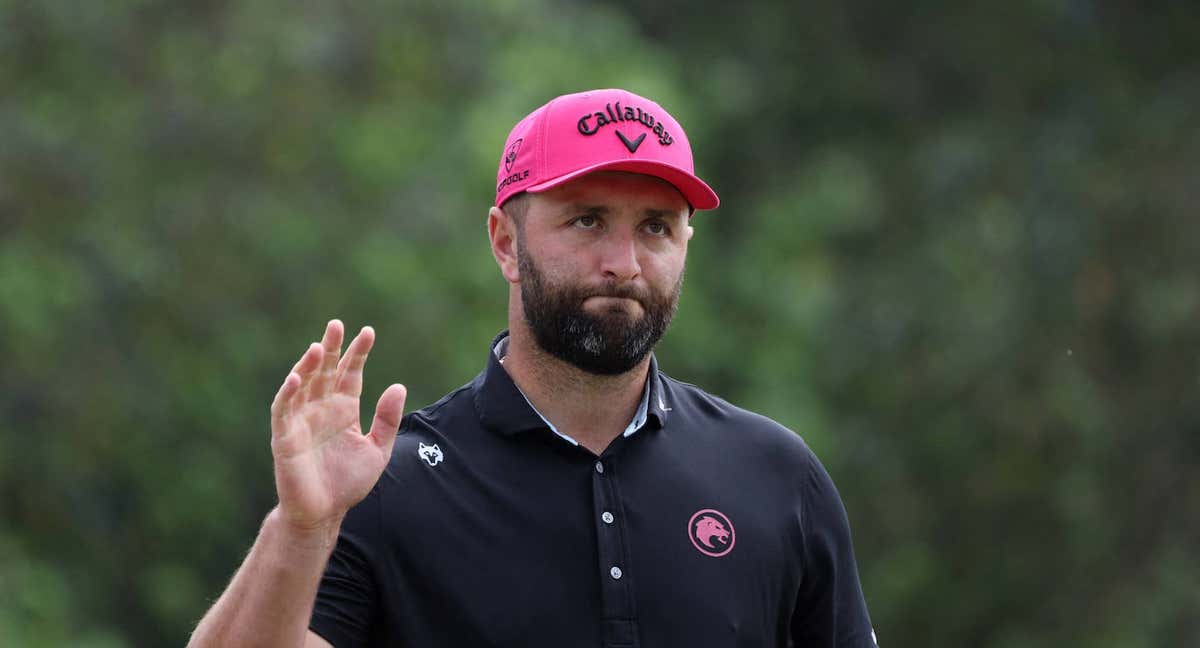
[{"xmin": 518, "ymin": 246, "xmax": 682, "ymax": 376}]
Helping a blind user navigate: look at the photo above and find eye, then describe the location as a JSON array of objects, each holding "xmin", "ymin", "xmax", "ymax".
[
  {"xmin": 574, "ymin": 214, "xmax": 599, "ymax": 229},
  {"xmin": 644, "ymin": 220, "xmax": 671, "ymax": 237}
]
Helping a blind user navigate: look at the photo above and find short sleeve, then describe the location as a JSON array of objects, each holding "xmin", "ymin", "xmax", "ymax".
[
  {"xmin": 791, "ymin": 447, "xmax": 877, "ymax": 647},
  {"xmin": 310, "ymin": 484, "xmax": 381, "ymax": 648}
]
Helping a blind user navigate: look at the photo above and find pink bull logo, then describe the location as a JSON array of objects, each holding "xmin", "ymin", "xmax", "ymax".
[{"xmin": 688, "ymin": 509, "xmax": 736, "ymax": 557}]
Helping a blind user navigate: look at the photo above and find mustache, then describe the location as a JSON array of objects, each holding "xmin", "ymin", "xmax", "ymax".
[{"xmin": 581, "ymin": 282, "xmax": 650, "ymax": 302}]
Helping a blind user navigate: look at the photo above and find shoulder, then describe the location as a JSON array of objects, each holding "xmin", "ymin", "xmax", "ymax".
[
  {"xmin": 655, "ymin": 375, "xmax": 857, "ymax": 532},
  {"xmin": 373, "ymin": 376, "xmax": 482, "ymax": 483},
  {"xmin": 399, "ymin": 379, "xmax": 477, "ymax": 439},
  {"xmin": 658, "ymin": 373, "xmax": 820, "ymax": 475}
]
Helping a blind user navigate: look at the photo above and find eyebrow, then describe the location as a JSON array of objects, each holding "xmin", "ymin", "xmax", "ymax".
[
  {"xmin": 565, "ymin": 204, "xmax": 681, "ymax": 219},
  {"xmin": 567, "ymin": 204, "xmax": 611, "ymax": 217},
  {"xmin": 642, "ymin": 208, "xmax": 677, "ymax": 220}
]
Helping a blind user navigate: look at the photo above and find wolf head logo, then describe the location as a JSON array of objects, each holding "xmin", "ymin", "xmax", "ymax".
[
  {"xmin": 688, "ymin": 508, "xmax": 736, "ymax": 557},
  {"xmin": 418, "ymin": 443, "xmax": 443, "ymax": 466},
  {"xmin": 694, "ymin": 516, "xmax": 731, "ymax": 549}
]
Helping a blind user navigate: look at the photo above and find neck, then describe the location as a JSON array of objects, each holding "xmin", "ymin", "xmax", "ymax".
[{"xmin": 502, "ymin": 322, "xmax": 649, "ymax": 455}]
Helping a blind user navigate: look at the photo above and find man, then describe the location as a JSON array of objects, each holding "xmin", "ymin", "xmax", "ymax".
[{"xmin": 188, "ymin": 89, "xmax": 876, "ymax": 647}]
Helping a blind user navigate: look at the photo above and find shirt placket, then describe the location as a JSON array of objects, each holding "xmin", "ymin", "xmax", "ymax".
[{"xmin": 591, "ymin": 457, "xmax": 638, "ymax": 648}]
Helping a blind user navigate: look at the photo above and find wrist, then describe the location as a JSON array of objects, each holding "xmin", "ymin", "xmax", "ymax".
[{"xmin": 264, "ymin": 506, "xmax": 344, "ymax": 553}]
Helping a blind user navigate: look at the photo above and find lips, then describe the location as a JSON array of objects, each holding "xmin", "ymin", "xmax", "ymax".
[
  {"xmin": 584, "ymin": 296, "xmax": 644, "ymax": 316},
  {"xmin": 584, "ymin": 294, "xmax": 645, "ymax": 310},
  {"xmin": 583, "ymin": 285, "xmax": 647, "ymax": 303}
]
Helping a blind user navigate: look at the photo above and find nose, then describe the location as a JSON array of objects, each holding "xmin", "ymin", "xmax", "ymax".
[{"xmin": 598, "ymin": 230, "xmax": 641, "ymax": 282}]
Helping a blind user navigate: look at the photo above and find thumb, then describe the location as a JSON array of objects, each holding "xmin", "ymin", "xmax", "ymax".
[{"xmin": 368, "ymin": 384, "xmax": 407, "ymax": 454}]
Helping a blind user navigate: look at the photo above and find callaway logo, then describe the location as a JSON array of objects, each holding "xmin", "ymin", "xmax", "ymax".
[
  {"xmin": 616, "ymin": 131, "xmax": 646, "ymax": 153},
  {"xmin": 417, "ymin": 443, "xmax": 443, "ymax": 466},
  {"xmin": 687, "ymin": 508, "xmax": 735, "ymax": 557},
  {"xmin": 577, "ymin": 101, "xmax": 674, "ymax": 148}
]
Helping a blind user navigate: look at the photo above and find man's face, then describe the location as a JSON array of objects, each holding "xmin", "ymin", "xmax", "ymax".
[{"xmin": 513, "ymin": 171, "xmax": 693, "ymax": 375}]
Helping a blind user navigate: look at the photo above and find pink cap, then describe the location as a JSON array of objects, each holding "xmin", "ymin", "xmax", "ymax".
[{"xmin": 495, "ymin": 89, "xmax": 719, "ymax": 212}]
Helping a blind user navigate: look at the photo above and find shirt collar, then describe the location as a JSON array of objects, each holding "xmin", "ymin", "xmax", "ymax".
[{"xmin": 474, "ymin": 331, "xmax": 669, "ymax": 441}]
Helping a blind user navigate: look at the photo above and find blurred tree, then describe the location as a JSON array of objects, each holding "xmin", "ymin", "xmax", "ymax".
[{"xmin": 611, "ymin": 1, "xmax": 1200, "ymax": 645}]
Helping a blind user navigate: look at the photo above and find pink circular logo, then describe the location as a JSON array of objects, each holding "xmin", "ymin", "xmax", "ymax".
[{"xmin": 688, "ymin": 509, "xmax": 735, "ymax": 557}]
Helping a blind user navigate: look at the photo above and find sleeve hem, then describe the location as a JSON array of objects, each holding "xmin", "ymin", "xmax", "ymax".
[{"xmin": 309, "ymin": 616, "xmax": 352, "ymax": 648}]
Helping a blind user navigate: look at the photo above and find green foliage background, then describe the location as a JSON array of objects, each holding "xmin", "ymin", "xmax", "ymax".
[{"xmin": 2, "ymin": 0, "xmax": 1197, "ymax": 645}]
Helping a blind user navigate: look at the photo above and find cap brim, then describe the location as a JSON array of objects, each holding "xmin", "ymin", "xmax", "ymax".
[{"xmin": 525, "ymin": 160, "xmax": 720, "ymax": 212}]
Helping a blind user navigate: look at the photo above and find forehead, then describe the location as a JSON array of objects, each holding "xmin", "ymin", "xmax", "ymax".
[{"xmin": 529, "ymin": 171, "xmax": 689, "ymax": 217}]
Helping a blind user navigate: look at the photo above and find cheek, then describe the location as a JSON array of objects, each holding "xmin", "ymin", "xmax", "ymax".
[
  {"xmin": 540, "ymin": 250, "xmax": 586, "ymax": 277},
  {"xmin": 524, "ymin": 249, "xmax": 585, "ymax": 289},
  {"xmin": 643, "ymin": 249, "xmax": 686, "ymax": 286}
]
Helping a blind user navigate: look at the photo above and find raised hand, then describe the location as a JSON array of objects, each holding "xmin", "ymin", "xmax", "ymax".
[{"xmin": 269, "ymin": 320, "xmax": 407, "ymax": 532}]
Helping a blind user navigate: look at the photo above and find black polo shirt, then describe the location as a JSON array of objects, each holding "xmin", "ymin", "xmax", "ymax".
[{"xmin": 311, "ymin": 332, "xmax": 876, "ymax": 648}]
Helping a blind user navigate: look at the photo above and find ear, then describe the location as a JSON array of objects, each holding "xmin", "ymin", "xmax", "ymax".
[{"xmin": 488, "ymin": 206, "xmax": 521, "ymax": 284}]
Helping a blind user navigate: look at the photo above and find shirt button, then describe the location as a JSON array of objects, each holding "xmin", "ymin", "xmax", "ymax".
[
  {"xmin": 610, "ymin": 566, "xmax": 623, "ymax": 580},
  {"xmin": 595, "ymin": 461, "xmax": 604, "ymax": 474},
  {"xmin": 602, "ymin": 511, "xmax": 614, "ymax": 524}
]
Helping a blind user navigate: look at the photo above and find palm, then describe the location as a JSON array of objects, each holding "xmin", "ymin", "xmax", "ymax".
[{"xmin": 269, "ymin": 321, "xmax": 406, "ymax": 530}]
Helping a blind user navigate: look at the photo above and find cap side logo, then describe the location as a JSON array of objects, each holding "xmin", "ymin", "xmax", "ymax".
[
  {"xmin": 503, "ymin": 138, "xmax": 523, "ymax": 173},
  {"xmin": 688, "ymin": 508, "xmax": 735, "ymax": 557},
  {"xmin": 497, "ymin": 137, "xmax": 530, "ymax": 195}
]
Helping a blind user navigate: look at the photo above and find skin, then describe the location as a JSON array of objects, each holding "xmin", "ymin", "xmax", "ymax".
[
  {"xmin": 489, "ymin": 171, "xmax": 693, "ymax": 454},
  {"xmin": 187, "ymin": 170, "xmax": 692, "ymax": 647},
  {"xmin": 189, "ymin": 321, "xmax": 405, "ymax": 648}
]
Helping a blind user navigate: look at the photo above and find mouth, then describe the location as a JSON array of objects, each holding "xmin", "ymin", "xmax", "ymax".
[{"xmin": 583, "ymin": 295, "xmax": 644, "ymax": 314}]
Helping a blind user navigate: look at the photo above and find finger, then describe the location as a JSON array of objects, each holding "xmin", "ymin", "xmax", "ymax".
[
  {"xmin": 335, "ymin": 326, "xmax": 376, "ymax": 397},
  {"xmin": 292, "ymin": 342, "xmax": 324, "ymax": 398},
  {"xmin": 270, "ymin": 371, "xmax": 302, "ymax": 436},
  {"xmin": 308, "ymin": 319, "xmax": 344, "ymax": 399},
  {"xmin": 367, "ymin": 384, "xmax": 407, "ymax": 454}
]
